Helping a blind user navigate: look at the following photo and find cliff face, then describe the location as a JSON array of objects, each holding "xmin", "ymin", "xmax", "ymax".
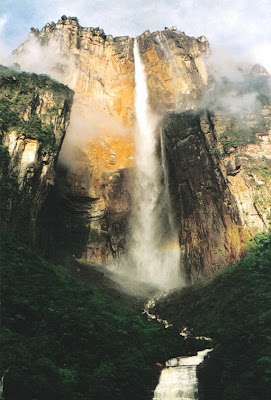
[
  {"xmin": 0, "ymin": 65, "xmax": 73, "ymax": 249},
  {"xmin": 211, "ymin": 105, "xmax": 271, "ymax": 238},
  {"xmin": 162, "ymin": 111, "xmax": 245, "ymax": 281},
  {"xmin": 15, "ymin": 17, "xmax": 209, "ymax": 122},
  {"xmin": 45, "ymin": 163, "xmax": 131, "ymax": 262},
  {"xmin": 161, "ymin": 82, "xmax": 271, "ymax": 281},
  {"xmin": 14, "ymin": 17, "xmax": 210, "ymax": 264},
  {"xmin": 137, "ymin": 29, "xmax": 209, "ymax": 113},
  {"xmin": 9, "ymin": 17, "xmax": 271, "ymax": 280}
]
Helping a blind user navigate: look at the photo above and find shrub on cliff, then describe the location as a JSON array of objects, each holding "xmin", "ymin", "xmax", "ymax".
[{"xmin": 0, "ymin": 64, "xmax": 72, "ymax": 152}]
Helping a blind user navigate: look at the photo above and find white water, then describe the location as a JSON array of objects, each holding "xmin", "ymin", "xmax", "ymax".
[
  {"xmin": 127, "ymin": 39, "xmax": 183, "ymax": 289},
  {"xmin": 143, "ymin": 294, "xmax": 173, "ymax": 328},
  {"xmin": 143, "ymin": 298, "xmax": 213, "ymax": 399},
  {"xmin": 156, "ymin": 33, "xmax": 182, "ymax": 110},
  {"xmin": 153, "ymin": 349, "xmax": 212, "ymax": 400}
]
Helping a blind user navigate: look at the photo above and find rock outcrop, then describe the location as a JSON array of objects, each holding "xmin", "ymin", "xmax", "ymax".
[
  {"xmin": 211, "ymin": 109, "xmax": 271, "ymax": 237},
  {"xmin": 206, "ymin": 62, "xmax": 271, "ymax": 238},
  {"xmin": 0, "ymin": 65, "xmax": 73, "ymax": 249}
]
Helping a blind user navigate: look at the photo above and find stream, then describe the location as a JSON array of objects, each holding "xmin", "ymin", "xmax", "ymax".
[
  {"xmin": 153, "ymin": 349, "xmax": 212, "ymax": 400},
  {"xmin": 143, "ymin": 296, "xmax": 212, "ymax": 400}
]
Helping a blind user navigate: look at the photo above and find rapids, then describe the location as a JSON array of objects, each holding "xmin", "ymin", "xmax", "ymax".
[{"xmin": 153, "ymin": 350, "xmax": 212, "ymax": 400}]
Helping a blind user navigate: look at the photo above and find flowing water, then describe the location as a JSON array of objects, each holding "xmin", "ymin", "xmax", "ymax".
[
  {"xmin": 156, "ymin": 32, "xmax": 182, "ymax": 110},
  {"xmin": 106, "ymin": 38, "xmax": 184, "ymax": 291},
  {"xmin": 126, "ymin": 39, "xmax": 183, "ymax": 289},
  {"xmin": 153, "ymin": 349, "xmax": 212, "ymax": 400},
  {"xmin": 143, "ymin": 298, "xmax": 213, "ymax": 399},
  {"xmin": 105, "ymin": 39, "xmax": 211, "ymax": 398}
]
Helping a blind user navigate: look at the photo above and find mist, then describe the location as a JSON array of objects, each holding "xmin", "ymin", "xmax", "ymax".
[
  {"xmin": 13, "ymin": 35, "xmax": 67, "ymax": 84},
  {"xmin": 1, "ymin": 0, "xmax": 271, "ymax": 73},
  {"xmin": 199, "ymin": 46, "xmax": 271, "ymax": 117},
  {"xmin": 1, "ymin": 1, "xmax": 270, "ymax": 128},
  {"xmin": 0, "ymin": 15, "xmax": 9, "ymax": 64},
  {"xmin": 0, "ymin": 8, "xmax": 269, "ymax": 198},
  {"xmin": 58, "ymin": 101, "xmax": 132, "ymax": 170}
]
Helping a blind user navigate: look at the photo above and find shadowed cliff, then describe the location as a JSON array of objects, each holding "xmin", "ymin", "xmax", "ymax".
[{"xmin": 0, "ymin": 65, "xmax": 73, "ymax": 249}]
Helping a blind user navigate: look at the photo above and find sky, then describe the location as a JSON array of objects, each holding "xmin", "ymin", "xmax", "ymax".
[{"xmin": 0, "ymin": 0, "xmax": 271, "ymax": 71}]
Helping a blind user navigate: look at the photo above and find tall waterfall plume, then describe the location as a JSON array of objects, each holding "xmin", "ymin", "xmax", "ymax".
[{"xmin": 127, "ymin": 39, "xmax": 183, "ymax": 289}]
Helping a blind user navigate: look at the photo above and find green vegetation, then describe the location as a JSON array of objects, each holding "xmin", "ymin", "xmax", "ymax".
[
  {"xmin": 0, "ymin": 100, "xmax": 21, "ymax": 131},
  {"xmin": 206, "ymin": 68, "xmax": 271, "ymax": 153},
  {"xmin": 220, "ymin": 124, "xmax": 258, "ymax": 151},
  {"xmin": 0, "ymin": 145, "xmax": 20, "ymax": 227},
  {"xmin": 0, "ymin": 65, "xmax": 72, "ymax": 151},
  {"xmin": 0, "ymin": 101, "xmax": 57, "ymax": 151},
  {"xmin": 156, "ymin": 232, "xmax": 271, "ymax": 400},
  {"xmin": 0, "ymin": 65, "xmax": 70, "ymax": 98},
  {"xmin": 0, "ymin": 236, "xmax": 189, "ymax": 400},
  {"xmin": 219, "ymin": 115, "xmax": 271, "ymax": 152},
  {"xmin": 251, "ymin": 165, "xmax": 271, "ymax": 180},
  {"xmin": 218, "ymin": 118, "xmax": 270, "ymax": 152}
]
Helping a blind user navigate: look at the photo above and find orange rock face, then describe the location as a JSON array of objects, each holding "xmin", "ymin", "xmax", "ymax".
[
  {"xmin": 12, "ymin": 18, "xmax": 271, "ymax": 281},
  {"xmin": 13, "ymin": 18, "xmax": 210, "ymax": 264},
  {"xmin": 87, "ymin": 135, "xmax": 134, "ymax": 172},
  {"xmin": 13, "ymin": 18, "xmax": 222, "ymax": 273}
]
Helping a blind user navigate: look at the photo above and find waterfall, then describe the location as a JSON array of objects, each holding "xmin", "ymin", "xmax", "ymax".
[
  {"xmin": 153, "ymin": 349, "xmax": 212, "ymax": 400},
  {"xmin": 106, "ymin": 39, "xmax": 184, "ymax": 291},
  {"xmin": 127, "ymin": 39, "xmax": 183, "ymax": 289},
  {"xmin": 160, "ymin": 129, "xmax": 175, "ymax": 232},
  {"xmin": 156, "ymin": 33, "xmax": 182, "ymax": 110}
]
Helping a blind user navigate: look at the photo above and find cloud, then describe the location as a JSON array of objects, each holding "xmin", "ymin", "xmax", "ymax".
[
  {"xmin": 1, "ymin": 0, "xmax": 271, "ymax": 132},
  {"xmin": 196, "ymin": 40, "xmax": 271, "ymax": 117},
  {"xmin": 0, "ymin": 14, "xmax": 8, "ymax": 63},
  {"xmin": 246, "ymin": 42, "xmax": 271, "ymax": 75},
  {"xmin": 0, "ymin": 15, "xmax": 7, "ymax": 34},
  {"xmin": 0, "ymin": 0, "xmax": 270, "ymax": 72},
  {"xmin": 13, "ymin": 35, "xmax": 68, "ymax": 83},
  {"xmin": 28, "ymin": 0, "xmax": 271, "ymax": 53}
]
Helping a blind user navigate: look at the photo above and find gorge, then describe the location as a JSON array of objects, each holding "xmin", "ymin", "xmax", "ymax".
[
  {"xmin": 11, "ymin": 17, "xmax": 270, "ymax": 282},
  {"xmin": 0, "ymin": 14, "xmax": 271, "ymax": 400}
]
